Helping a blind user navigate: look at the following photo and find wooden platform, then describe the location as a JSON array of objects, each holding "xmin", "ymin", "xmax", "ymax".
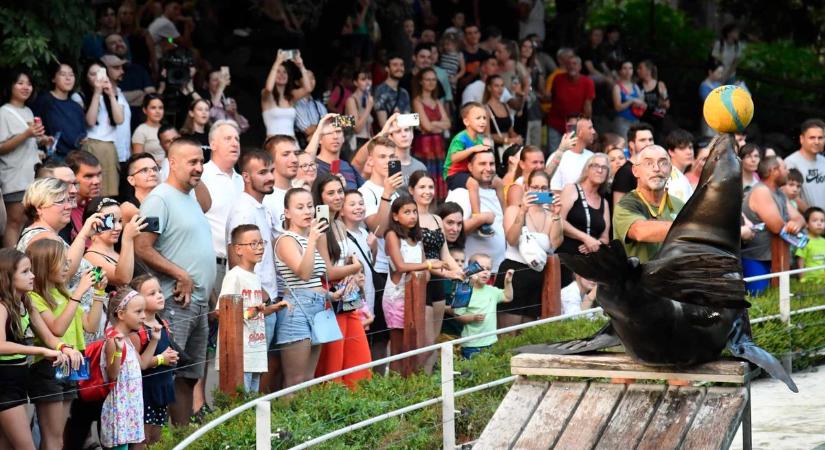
[{"xmin": 474, "ymin": 353, "xmax": 755, "ymax": 450}]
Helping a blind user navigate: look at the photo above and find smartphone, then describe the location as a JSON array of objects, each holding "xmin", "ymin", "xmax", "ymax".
[
  {"xmin": 388, "ymin": 160, "xmax": 402, "ymax": 177},
  {"xmin": 565, "ymin": 122, "xmax": 577, "ymax": 137},
  {"xmin": 91, "ymin": 266, "xmax": 104, "ymax": 284},
  {"xmin": 529, "ymin": 192, "xmax": 554, "ymax": 205},
  {"xmin": 315, "ymin": 205, "xmax": 330, "ymax": 225},
  {"xmin": 397, "ymin": 113, "xmax": 420, "ymax": 128},
  {"xmin": 220, "ymin": 66, "xmax": 230, "ymax": 78},
  {"xmin": 143, "ymin": 216, "xmax": 160, "ymax": 233},
  {"xmin": 282, "ymin": 49, "xmax": 297, "ymax": 60},
  {"xmin": 463, "ymin": 261, "xmax": 484, "ymax": 278},
  {"xmin": 332, "ymin": 115, "xmax": 354, "ymax": 128},
  {"xmin": 330, "ymin": 159, "xmax": 341, "ymax": 174},
  {"xmin": 97, "ymin": 213, "xmax": 115, "ymax": 232},
  {"xmin": 96, "ymin": 68, "xmax": 108, "ymax": 83}
]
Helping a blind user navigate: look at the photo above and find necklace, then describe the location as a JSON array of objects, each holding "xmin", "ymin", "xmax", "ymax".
[{"xmin": 634, "ymin": 189, "xmax": 672, "ymax": 218}]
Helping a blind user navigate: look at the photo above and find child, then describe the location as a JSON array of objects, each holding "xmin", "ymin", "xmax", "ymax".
[
  {"xmin": 221, "ymin": 224, "xmax": 290, "ymax": 392},
  {"xmin": 383, "ymin": 195, "xmax": 443, "ymax": 371},
  {"xmin": 437, "ymin": 33, "xmax": 466, "ymax": 90},
  {"xmin": 782, "ymin": 168, "xmax": 803, "ymax": 214},
  {"xmin": 0, "ymin": 249, "xmax": 81, "ymax": 450},
  {"xmin": 442, "ymin": 248, "xmax": 467, "ymax": 339},
  {"xmin": 101, "ymin": 288, "xmax": 152, "ymax": 449},
  {"xmin": 130, "ymin": 274, "xmax": 179, "ymax": 447},
  {"xmin": 25, "ymin": 239, "xmax": 106, "ymax": 450},
  {"xmin": 443, "ymin": 102, "xmax": 504, "ymax": 236},
  {"xmin": 453, "ymin": 253, "xmax": 514, "ymax": 359},
  {"xmin": 796, "ymin": 207, "xmax": 825, "ymax": 284}
]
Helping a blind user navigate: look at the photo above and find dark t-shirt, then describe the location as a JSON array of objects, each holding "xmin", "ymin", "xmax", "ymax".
[
  {"xmin": 120, "ymin": 63, "xmax": 154, "ymax": 92},
  {"xmin": 612, "ymin": 161, "xmax": 637, "ymax": 194},
  {"xmin": 577, "ymin": 45, "xmax": 604, "ymax": 75},
  {"xmin": 182, "ymin": 131, "xmax": 211, "ymax": 163},
  {"xmin": 31, "ymin": 92, "xmax": 87, "ymax": 156}
]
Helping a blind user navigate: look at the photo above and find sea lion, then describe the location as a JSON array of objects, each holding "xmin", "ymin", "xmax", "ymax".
[{"xmin": 522, "ymin": 133, "xmax": 797, "ymax": 392}]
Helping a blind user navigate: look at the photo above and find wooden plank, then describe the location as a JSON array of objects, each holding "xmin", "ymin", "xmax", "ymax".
[
  {"xmin": 595, "ymin": 384, "xmax": 667, "ymax": 450},
  {"xmin": 771, "ymin": 235, "xmax": 790, "ymax": 287},
  {"xmin": 511, "ymin": 353, "xmax": 750, "ymax": 383},
  {"xmin": 541, "ymin": 254, "xmax": 562, "ymax": 318},
  {"xmin": 636, "ymin": 387, "xmax": 706, "ymax": 450},
  {"xmin": 475, "ymin": 378, "xmax": 548, "ymax": 449},
  {"xmin": 681, "ymin": 387, "xmax": 748, "ymax": 450},
  {"xmin": 513, "ymin": 382, "xmax": 587, "ymax": 450},
  {"xmin": 553, "ymin": 383, "xmax": 626, "ymax": 450},
  {"xmin": 218, "ymin": 294, "xmax": 244, "ymax": 397},
  {"xmin": 400, "ymin": 272, "xmax": 427, "ymax": 377}
]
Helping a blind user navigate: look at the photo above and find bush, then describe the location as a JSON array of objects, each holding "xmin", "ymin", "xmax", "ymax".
[{"xmin": 156, "ymin": 286, "xmax": 824, "ymax": 449}]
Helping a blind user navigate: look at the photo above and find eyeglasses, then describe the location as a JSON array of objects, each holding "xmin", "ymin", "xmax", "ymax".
[
  {"xmin": 51, "ymin": 197, "xmax": 72, "ymax": 207},
  {"xmin": 299, "ymin": 163, "xmax": 317, "ymax": 171},
  {"xmin": 635, "ymin": 159, "xmax": 671, "ymax": 170},
  {"xmin": 235, "ymin": 240, "xmax": 268, "ymax": 249},
  {"xmin": 130, "ymin": 166, "xmax": 159, "ymax": 176},
  {"xmin": 589, "ymin": 164, "xmax": 609, "ymax": 172}
]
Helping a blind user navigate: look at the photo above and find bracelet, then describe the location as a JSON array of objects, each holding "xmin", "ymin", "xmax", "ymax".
[
  {"xmin": 156, "ymin": 355, "xmax": 165, "ymax": 366},
  {"xmin": 94, "ymin": 289, "xmax": 106, "ymax": 296},
  {"xmin": 56, "ymin": 342, "xmax": 67, "ymax": 352},
  {"xmin": 111, "ymin": 350, "xmax": 122, "ymax": 365},
  {"xmin": 426, "ymin": 261, "xmax": 433, "ymax": 270},
  {"xmin": 551, "ymin": 216, "xmax": 561, "ymax": 222},
  {"xmin": 381, "ymin": 196, "xmax": 392, "ymax": 202},
  {"xmin": 70, "ymin": 297, "xmax": 82, "ymax": 304}
]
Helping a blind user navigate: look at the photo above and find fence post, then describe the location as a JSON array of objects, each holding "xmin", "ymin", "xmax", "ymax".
[
  {"xmin": 401, "ymin": 272, "xmax": 427, "ymax": 377},
  {"xmin": 541, "ymin": 254, "xmax": 562, "ymax": 318},
  {"xmin": 255, "ymin": 400, "xmax": 271, "ymax": 450},
  {"xmin": 779, "ymin": 272, "xmax": 793, "ymax": 373},
  {"xmin": 219, "ymin": 294, "xmax": 245, "ymax": 397},
  {"xmin": 770, "ymin": 235, "xmax": 790, "ymax": 288},
  {"xmin": 441, "ymin": 343, "xmax": 456, "ymax": 450}
]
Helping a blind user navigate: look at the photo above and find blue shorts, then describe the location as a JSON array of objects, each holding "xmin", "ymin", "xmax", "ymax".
[
  {"xmin": 461, "ymin": 345, "xmax": 491, "ymax": 359},
  {"xmin": 276, "ymin": 289, "xmax": 325, "ymax": 345}
]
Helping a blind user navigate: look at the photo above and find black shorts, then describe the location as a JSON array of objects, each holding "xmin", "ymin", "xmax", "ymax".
[
  {"xmin": 426, "ymin": 275, "xmax": 447, "ymax": 306},
  {"xmin": 0, "ymin": 361, "xmax": 29, "ymax": 412},
  {"xmin": 446, "ymin": 172, "xmax": 472, "ymax": 191},
  {"xmin": 27, "ymin": 358, "xmax": 78, "ymax": 403}
]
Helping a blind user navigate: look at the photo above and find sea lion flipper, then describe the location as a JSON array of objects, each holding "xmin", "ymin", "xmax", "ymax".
[
  {"xmin": 642, "ymin": 253, "xmax": 749, "ymax": 309},
  {"xmin": 559, "ymin": 240, "xmax": 638, "ymax": 285},
  {"xmin": 515, "ymin": 323, "xmax": 621, "ymax": 355},
  {"xmin": 728, "ymin": 316, "xmax": 798, "ymax": 392}
]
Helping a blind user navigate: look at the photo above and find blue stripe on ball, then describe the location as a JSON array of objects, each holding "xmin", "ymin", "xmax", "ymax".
[{"xmin": 720, "ymin": 87, "xmax": 746, "ymax": 132}]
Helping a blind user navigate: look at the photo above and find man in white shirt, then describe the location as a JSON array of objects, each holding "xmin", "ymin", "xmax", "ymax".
[
  {"xmin": 665, "ymin": 128, "xmax": 695, "ymax": 203},
  {"xmin": 358, "ymin": 136, "xmax": 404, "ymax": 362},
  {"xmin": 226, "ymin": 149, "xmax": 281, "ymax": 392},
  {"xmin": 785, "ymin": 119, "xmax": 825, "ymax": 209},
  {"xmin": 262, "ymin": 135, "xmax": 300, "ymax": 233},
  {"xmin": 445, "ymin": 150, "xmax": 505, "ymax": 271},
  {"xmin": 148, "ymin": 1, "xmax": 185, "ymax": 54},
  {"xmin": 550, "ymin": 117, "xmax": 595, "ymax": 193}
]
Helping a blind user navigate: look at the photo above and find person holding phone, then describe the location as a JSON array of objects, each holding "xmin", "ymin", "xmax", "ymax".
[
  {"xmin": 83, "ymin": 197, "xmax": 146, "ymax": 288},
  {"xmin": 262, "ymin": 49, "xmax": 312, "ymax": 137},
  {"xmin": 498, "ymin": 170, "xmax": 562, "ymax": 328},
  {"xmin": 557, "ymin": 153, "xmax": 611, "ymax": 286},
  {"xmin": 207, "ymin": 68, "xmax": 250, "ymax": 133}
]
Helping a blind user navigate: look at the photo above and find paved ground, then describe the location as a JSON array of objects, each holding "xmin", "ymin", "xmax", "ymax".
[{"xmin": 732, "ymin": 367, "xmax": 825, "ymax": 450}]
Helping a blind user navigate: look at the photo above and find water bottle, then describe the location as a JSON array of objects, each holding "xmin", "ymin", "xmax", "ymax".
[{"xmin": 54, "ymin": 364, "xmax": 66, "ymax": 380}]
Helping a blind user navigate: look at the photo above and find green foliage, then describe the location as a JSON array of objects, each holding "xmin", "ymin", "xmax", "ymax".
[
  {"xmin": 0, "ymin": 0, "xmax": 93, "ymax": 79},
  {"xmin": 155, "ymin": 288, "xmax": 824, "ymax": 449}
]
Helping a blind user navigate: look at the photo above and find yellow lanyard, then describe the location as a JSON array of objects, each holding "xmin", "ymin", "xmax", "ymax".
[{"xmin": 634, "ymin": 189, "xmax": 672, "ymax": 218}]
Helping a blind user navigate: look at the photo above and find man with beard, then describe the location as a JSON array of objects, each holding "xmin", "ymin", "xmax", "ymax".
[
  {"xmin": 136, "ymin": 138, "xmax": 216, "ymax": 427},
  {"xmin": 612, "ymin": 145, "xmax": 684, "ymax": 263},
  {"xmin": 227, "ymin": 149, "xmax": 281, "ymax": 391},
  {"xmin": 374, "ymin": 54, "xmax": 411, "ymax": 127},
  {"xmin": 103, "ymin": 32, "xmax": 155, "ymax": 122},
  {"xmin": 262, "ymin": 134, "xmax": 300, "ymax": 234}
]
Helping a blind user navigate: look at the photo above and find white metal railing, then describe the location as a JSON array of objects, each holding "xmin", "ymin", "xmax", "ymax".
[{"xmin": 174, "ymin": 265, "xmax": 825, "ymax": 450}]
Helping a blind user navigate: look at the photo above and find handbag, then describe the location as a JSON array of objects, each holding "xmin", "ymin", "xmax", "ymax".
[{"xmin": 518, "ymin": 225, "xmax": 547, "ymax": 271}]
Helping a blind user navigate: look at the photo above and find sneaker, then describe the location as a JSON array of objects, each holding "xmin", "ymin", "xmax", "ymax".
[{"xmin": 478, "ymin": 224, "xmax": 496, "ymax": 237}]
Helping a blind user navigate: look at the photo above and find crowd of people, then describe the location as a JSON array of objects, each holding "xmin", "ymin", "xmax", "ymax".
[{"xmin": 1, "ymin": 1, "xmax": 825, "ymax": 448}]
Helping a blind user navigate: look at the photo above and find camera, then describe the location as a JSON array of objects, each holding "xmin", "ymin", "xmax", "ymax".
[
  {"xmin": 332, "ymin": 115, "xmax": 355, "ymax": 129},
  {"xmin": 161, "ymin": 47, "xmax": 195, "ymax": 87}
]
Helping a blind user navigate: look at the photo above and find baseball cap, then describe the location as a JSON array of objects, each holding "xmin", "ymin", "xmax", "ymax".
[{"xmin": 101, "ymin": 54, "xmax": 127, "ymax": 67}]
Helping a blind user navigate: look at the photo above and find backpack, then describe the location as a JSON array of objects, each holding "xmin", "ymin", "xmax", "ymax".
[{"xmin": 78, "ymin": 327, "xmax": 126, "ymax": 402}]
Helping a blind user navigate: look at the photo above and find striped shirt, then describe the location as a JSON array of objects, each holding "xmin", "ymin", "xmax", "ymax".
[{"xmin": 276, "ymin": 231, "xmax": 325, "ymax": 290}]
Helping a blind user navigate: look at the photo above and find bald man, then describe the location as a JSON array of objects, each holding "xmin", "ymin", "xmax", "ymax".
[
  {"xmin": 612, "ymin": 145, "xmax": 685, "ymax": 262},
  {"xmin": 134, "ymin": 137, "xmax": 216, "ymax": 426}
]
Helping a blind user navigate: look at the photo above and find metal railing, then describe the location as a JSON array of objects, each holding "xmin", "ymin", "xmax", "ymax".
[{"xmin": 174, "ymin": 265, "xmax": 825, "ymax": 450}]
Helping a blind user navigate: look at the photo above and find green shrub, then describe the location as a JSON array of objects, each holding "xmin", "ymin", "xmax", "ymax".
[{"xmin": 156, "ymin": 286, "xmax": 824, "ymax": 449}]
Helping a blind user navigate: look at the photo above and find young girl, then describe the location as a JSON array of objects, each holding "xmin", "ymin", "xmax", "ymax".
[
  {"xmin": 383, "ymin": 194, "xmax": 442, "ymax": 371},
  {"xmin": 0, "ymin": 249, "xmax": 81, "ymax": 450},
  {"xmin": 340, "ymin": 190, "xmax": 377, "ymax": 327},
  {"xmin": 131, "ymin": 93, "xmax": 165, "ymax": 164},
  {"xmin": 101, "ymin": 288, "xmax": 153, "ymax": 449},
  {"xmin": 130, "ymin": 274, "xmax": 179, "ymax": 448},
  {"xmin": 25, "ymin": 239, "xmax": 106, "ymax": 450}
]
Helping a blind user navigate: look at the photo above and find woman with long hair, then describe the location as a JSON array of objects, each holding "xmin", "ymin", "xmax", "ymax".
[
  {"xmin": 180, "ymin": 98, "xmax": 212, "ymax": 161},
  {"xmin": 1, "ymin": 68, "xmax": 52, "ymax": 248},
  {"xmin": 262, "ymin": 49, "xmax": 312, "ymax": 137},
  {"xmin": 131, "ymin": 93, "xmax": 165, "ymax": 163},
  {"xmin": 206, "ymin": 68, "xmax": 249, "ymax": 133},
  {"xmin": 345, "ymin": 66, "xmax": 374, "ymax": 151},
  {"xmin": 612, "ymin": 60, "xmax": 645, "ymax": 139},
  {"xmin": 504, "ymin": 145, "xmax": 546, "ymax": 207},
  {"xmin": 483, "ymin": 74, "xmax": 523, "ymax": 153},
  {"xmin": 310, "ymin": 175, "xmax": 371, "ymax": 387},
  {"xmin": 83, "ymin": 197, "xmax": 145, "ymax": 286},
  {"xmin": 637, "ymin": 60, "xmax": 670, "ymax": 139},
  {"xmin": 31, "ymin": 61, "xmax": 85, "ymax": 159},
  {"xmin": 412, "ymin": 68, "xmax": 451, "ymax": 201}
]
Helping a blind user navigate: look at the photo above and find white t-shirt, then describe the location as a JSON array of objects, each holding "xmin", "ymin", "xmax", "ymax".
[
  {"xmin": 461, "ymin": 80, "xmax": 513, "ymax": 106},
  {"xmin": 445, "ymin": 186, "xmax": 506, "ymax": 272},
  {"xmin": 201, "ymin": 161, "xmax": 244, "ymax": 258},
  {"xmin": 218, "ymin": 266, "xmax": 267, "ymax": 373},
  {"xmin": 226, "ymin": 192, "xmax": 278, "ymax": 300},
  {"xmin": 72, "ymin": 92, "xmax": 117, "ymax": 143},
  {"xmin": 785, "ymin": 150, "xmax": 825, "ymax": 209},
  {"xmin": 667, "ymin": 167, "xmax": 694, "ymax": 204},
  {"xmin": 560, "ymin": 281, "xmax": 584, "ymax": 316},
  {"xmin": 113, "ymin": 88, "xmax": 131, "ymax": 162},
  {"xmin": 346, "ymin": 226, "xmax": 376, "ymax": 313},
  {"xmin": 550, "ymin": 149, "xmax": 593, "ymax": 191},
  {"xmin": 262, "ymin": 186, "xmax": 288, "ymax": 234},
  {"xmin": 359, "ymin": 179, "xmax": 399, "ymax": 273}
]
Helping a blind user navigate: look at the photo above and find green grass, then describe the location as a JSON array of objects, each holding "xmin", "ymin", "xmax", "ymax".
[{"xmin": 154, "ymin": 284, "xmax": 825, "ymax": 449}]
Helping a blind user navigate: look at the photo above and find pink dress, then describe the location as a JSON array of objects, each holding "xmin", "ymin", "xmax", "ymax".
[{"xmin": 100, "ymin": 338, "xmax": 145, "ymax": 447}]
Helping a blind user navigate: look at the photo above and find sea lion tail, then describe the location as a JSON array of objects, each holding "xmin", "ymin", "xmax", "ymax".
[{"xmin": 728, "ymin": 315, "xmax": 799, "ymax": 393}]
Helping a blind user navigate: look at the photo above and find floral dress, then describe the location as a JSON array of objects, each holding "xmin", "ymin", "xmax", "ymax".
[{"xmin": 100, "ymin": 337, "xmax": 145, "ymax": 447}]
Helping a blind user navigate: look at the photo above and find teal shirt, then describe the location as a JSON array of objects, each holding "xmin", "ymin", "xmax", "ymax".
[
  {"xmin": 444, "ymin": 130, "xmax": 483, "ymax": 179},
  {"xmin": 454, "ymin": 284, "xmax": 506, "ymax": 348}
]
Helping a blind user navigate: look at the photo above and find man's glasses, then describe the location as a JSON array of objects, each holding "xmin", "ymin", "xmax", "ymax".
[
  {"xmin": 635, "ymin": 159, "xmax": 671, "ymax": 170},
  {"xmin": 130, "ymin": 166, "xmax": 159, "ymax": 176},
  {"xmin": 235, "ymin": 240, "xmax": 268, "ymax": 249},
  {"xmin": 299, "ymin": 163, "xmax": 317, "ymax": 171}
]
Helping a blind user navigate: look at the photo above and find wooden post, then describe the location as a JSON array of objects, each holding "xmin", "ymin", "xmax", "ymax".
[
  {"xmin": 401, "ymin": 272, "xmax": 427, "ymax": 377},
  {"xmin": 541, "ymin": 254, "xmax": 562, "ymax": 318},
  {"xmin": 219, "ymin": 294, "xmax": 244, "ymax": 396},
  {"xmin": 770, "ymin": 235, "xmax": 790, "ymax": 288}
]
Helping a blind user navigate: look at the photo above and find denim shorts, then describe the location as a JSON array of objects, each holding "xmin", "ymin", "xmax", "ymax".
[
  {"xmin": 276, "ymin": 289, "xmax": 325, "ymax": 345},
  {"xmin": 265, "ymin": 312, "xmax": 278, "ymax": 350}
]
